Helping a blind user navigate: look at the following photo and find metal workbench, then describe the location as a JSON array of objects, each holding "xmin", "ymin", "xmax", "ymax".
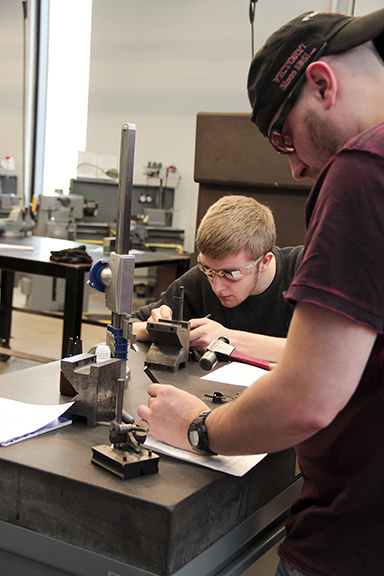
[
  {"xmin": 0, "ymin": 344, "xmax": 302, "ymax": 576},
  {"xmin": 0, "ymin": 236, "xmax": 190, "ymax": 358}
]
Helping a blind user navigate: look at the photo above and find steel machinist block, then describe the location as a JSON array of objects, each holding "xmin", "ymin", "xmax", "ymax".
[
  {"xmin": 60, "ymin": 353, "xmax": 121, "ymax": 426},
  {"xmin": 145, "ymin": 319, "xmax": 190, "ymax": 372}
]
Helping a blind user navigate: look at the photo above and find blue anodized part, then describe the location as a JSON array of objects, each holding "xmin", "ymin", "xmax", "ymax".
[
  {"xmin": 88, "ymin": 258, "xmax": 111, "ymax": 293},
  {"xmin": 107, "ymin": 324, "xmax": 128, "ymax": 360}
]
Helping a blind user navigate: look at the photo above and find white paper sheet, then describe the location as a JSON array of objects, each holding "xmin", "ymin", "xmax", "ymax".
[
  {"xmin": 144, "ymin": 435, "xmax": 267, "ymax": 477},
  {"xmin": 0, "ymin": 398, "xmax": 74, "ymax": 445},
  {"xmin": 201, "ymin": 362, "xmax": 268, "ymax": 387}
]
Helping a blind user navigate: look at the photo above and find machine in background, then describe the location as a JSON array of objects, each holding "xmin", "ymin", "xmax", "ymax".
[
  {"xmin": 19, "ymin": 173, "xmax": 186, "ymax": 312},
  {"xmin": 0, "ymin": 175, "xmax": 20, "ymax": 218},
  {"xmin": 34, "ymin": 193, "xmax": 85, "ymax": 240},
  {"xmin": 69, "ymin": 177, "xmax": 184, "ymax": 250}
]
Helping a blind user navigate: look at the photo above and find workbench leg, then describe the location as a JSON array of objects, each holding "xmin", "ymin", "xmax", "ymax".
[
  {"xmin": 62, "ymin": 268, "xmax": 85, "ymax": 358},
  {"xmin": 0, "ymin": 270, "xmax": 14, "ymax": 360}
]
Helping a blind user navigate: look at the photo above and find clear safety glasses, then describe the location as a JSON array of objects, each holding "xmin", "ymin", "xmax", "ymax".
[{"xmin": 197, "ymin": 253, "xmax": 264, "ymax": 282}]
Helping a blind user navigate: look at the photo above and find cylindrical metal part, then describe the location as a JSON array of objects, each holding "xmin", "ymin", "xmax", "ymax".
[
  {"xmin": 115, "ymin": 378, "xmax": 125, "ymax": 423},
  {"xmin": 178, "ymin": 285, "xmax": 184, "ymax": 321},
  {"xmin": 99, "ymin": 266, "xmax": 112, "ymax": 286},
  {"xmin": 199, "ymin": 350, "xmax": 218, "ymax": 371}
]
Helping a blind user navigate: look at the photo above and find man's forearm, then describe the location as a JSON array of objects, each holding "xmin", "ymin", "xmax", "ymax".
[
  {"xmin": 202, "ymin": 304, "xmax": 377, "ymax": 456},
  {"xmin": 204, "ymin": 367, "xmax": 318, "ymax": 456},
  {"xmin": 226, "ymin": 329, "xmax": 286, "ymax": 362},
  {"xmin": 189, "ymin": 318, "xmax": 287, "ymax": 361}
]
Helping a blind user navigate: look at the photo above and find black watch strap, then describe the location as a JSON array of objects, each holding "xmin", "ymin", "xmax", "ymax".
[{"xmin": 188, "ymin": 411, "xmax": 217, "ymax": 456}]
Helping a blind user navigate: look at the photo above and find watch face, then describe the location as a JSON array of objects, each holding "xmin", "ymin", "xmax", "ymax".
[{"xmin": 189, "ymin": 429, "xmax": 199, "ymax": 447}]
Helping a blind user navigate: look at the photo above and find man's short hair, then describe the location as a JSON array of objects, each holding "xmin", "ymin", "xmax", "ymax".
[
  {"xmin": 247, "ymin": 9, "xmax": 384, "ymax": 137},
  {"xmin": 196, "ymin": 195, "xmax": 276, "ymax": 260}
]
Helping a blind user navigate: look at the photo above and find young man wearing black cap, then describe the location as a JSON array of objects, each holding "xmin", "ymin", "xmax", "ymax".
[{"xmin": 138, "ymin": 10, "xmax": 384, "ymax": 576}]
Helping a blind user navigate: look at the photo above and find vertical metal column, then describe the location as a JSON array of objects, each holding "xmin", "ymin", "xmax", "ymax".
[
  {"xmin": 112, "ymin": 123, "xmax": 136, "ymax": 381},
  {"xmin": 115, "ymin": 124, "xmax": 135, "ymax": 256}
]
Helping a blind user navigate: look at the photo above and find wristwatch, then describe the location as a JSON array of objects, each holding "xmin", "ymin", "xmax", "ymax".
[{"xmin": 188, "ymin": 411, "xmax": 217, "ymax": 455}]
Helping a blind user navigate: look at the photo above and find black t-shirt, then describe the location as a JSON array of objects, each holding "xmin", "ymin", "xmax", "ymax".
[{"xmin": 132, "ymin": 246, "xmax": 303, "ymax": 338}]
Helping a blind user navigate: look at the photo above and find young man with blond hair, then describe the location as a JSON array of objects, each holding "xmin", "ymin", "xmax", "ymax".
[{"xmin": 132, "ymin": 194, "xmax": 302, "ymax": 361}]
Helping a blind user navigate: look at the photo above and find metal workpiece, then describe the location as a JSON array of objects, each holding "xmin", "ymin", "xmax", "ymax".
[
  {"xmin": 174, "ymin": 284, "xmax": 185, "ymax": 320},
  {"xmin": 60, "ymin": 353, "xmax": 121, "ymax": 426},
  {"xmin": 144, "ymin": 284, "xmax": 190, "ymax": 372},
  {"xmin": 115, "ymin": 377, "xmax": 125, "ymax": 422},
  {"xmin": 145, "ymin": 318, "xmax": 190, "ymax": 372}
]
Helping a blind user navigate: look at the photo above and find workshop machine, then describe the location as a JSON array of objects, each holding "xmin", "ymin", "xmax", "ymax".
[
  {"xmin": 0, "ymin": 205, "xmax": 34, "ymax": 235},
  {"xmin": 0, "ymin": 175, "xmax": 20, "ymax": 218},
  {"xmin": 19, "ymin": 193, "xmax": 88, "ymax": 312},
  {"xmin": 69, "ymin": 176, "xmax": 184, "ymax": 249},
  {"xmin": 34, "ymin": 192, "xmax": 85, "ymax": 240}
]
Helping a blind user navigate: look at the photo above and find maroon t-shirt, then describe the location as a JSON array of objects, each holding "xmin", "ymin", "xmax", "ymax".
[{"xmin": 280, "ymin": 123, "xmax": 384, "ymax": 576}]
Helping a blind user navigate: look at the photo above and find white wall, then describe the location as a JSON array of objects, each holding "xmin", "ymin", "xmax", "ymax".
[
  {"xmin": 1, "ymin": 0, "xmax": 382, "ymax": 247},
  {"xmin": 0, "ymin": 1, "xmax": 24, "ymax": 182}
]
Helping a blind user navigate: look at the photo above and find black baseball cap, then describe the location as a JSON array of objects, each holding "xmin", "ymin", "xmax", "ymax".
[{"xmin": 248, "ymin": 9, "xmax": 384, "ymax": 137}]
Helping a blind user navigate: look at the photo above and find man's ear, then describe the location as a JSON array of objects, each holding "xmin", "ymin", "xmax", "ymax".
[
  {"xmin": 260, "ymin": 252, "xmax": 274, "ymax": 272},
  {"xmin": 305, "ymin": 61, "xmax": 337, "ymax": 110}
]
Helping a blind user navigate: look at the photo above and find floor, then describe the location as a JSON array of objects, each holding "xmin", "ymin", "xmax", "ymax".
[{"xmin": 0, "ymin": 285, "xmax": 125, "ymax": 375}]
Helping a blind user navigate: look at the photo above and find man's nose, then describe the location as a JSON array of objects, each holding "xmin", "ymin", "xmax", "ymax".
[
  {"xmin": 211, "ymin": 274, "xmax": 227, "ymax": 292},
  {"xmin": 289, "ymin": 153, "xmax": 309, "ymax": 180}
]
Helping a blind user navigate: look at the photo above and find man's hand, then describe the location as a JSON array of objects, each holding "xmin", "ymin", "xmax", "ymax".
[
  {"xmin": 132, "ymin": 305, "xmax": 174, "ymax": 341},
  {"xmin": 148, "ymin": 304, "xmax": 173, "ymax": 322},
  {"xmin": 189, "ymin": 317, "xmax": 229, "ymax": 353},
  {"xmin": 137, "ymin": 384, "xmax": 209, "ymax": 451}
]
